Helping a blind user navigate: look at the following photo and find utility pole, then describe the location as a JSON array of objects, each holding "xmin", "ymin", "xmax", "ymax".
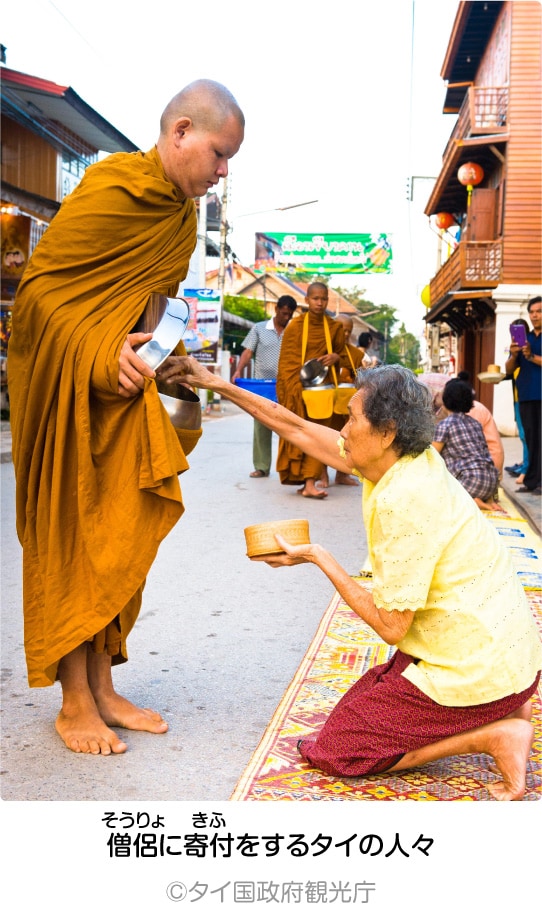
[
  {"xmin": 213, "ymin": 177, "xmax": 230, "ymax": 408},
  {"xmin": 217, "ymin": 176, "xmax": 229, "ymax": 301},
  {"xmin": 197, "ymin": 192, "xmax": 207, "ymax": 287}
]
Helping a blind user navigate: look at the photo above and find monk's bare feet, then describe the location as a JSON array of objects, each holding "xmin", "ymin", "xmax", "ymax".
[
  {"xmin": 484, "ymin": 718, "xmax": 534, "ymax": 801},
  {"xmin": 335, "ymin": 473, "xmax": 358, "ymax": 486},
  {"xmin": 94, "ymin": 690, "xmax": 169, "ymax": 734},
  {"xmin": 56, "ymin": 703, "xmax": 128, "ymax": 755}
]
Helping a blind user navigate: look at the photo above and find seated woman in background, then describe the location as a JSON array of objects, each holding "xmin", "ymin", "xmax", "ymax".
[
  {"xmin": 357, "ymin": 331, "xmax": 377, "ymax": 368},
  {"xmin": 456, "ymin": 371, "xmax": 505, "ymax": 479},
  {"xmin": 432, "ymin": 378, "xmax": 504, "ymax": 512},
  {"xmin": 158, "ymin": 358, "xmax": 541, "ymax": 800}
]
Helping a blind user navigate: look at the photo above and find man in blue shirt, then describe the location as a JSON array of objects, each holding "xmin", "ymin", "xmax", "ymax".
[
  {"xmin": 231, "ymin": 295, "xmax": 297, "ymax": 477},
  {"xmin": 505, "ymin": 296, "xmax": 542, "ymax": 495}
]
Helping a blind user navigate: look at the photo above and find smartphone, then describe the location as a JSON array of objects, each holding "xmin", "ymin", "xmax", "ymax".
[{"xmin": 510, "ymin": 323, "xmax": 527, "ymax": 347}]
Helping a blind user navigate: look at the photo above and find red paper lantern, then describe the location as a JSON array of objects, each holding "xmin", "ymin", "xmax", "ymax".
[
  {"xmin": 457, "ymin": 162, "xmax": 484, "ymax": 207},
  {"xmin": 435, "ymin": 212, "xmax": 455, "ymax": 230}
]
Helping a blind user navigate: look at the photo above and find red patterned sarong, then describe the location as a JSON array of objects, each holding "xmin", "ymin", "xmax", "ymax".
[{"xmin": 299, "ymin": 650, "xmax": 540, "ymax": 777}]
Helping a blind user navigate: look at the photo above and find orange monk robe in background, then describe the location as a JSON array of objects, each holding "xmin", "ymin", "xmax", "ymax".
[
  {"xmin": 8, "ymin": 146, "xmax": 198, "ymax": 687},
  {"xmin": 276, "ymin": 311, "xmax": 345, "ymax": 484},
  {"xmin": 338, "ymin": 341, "xmax": 365, "ymax": 384}
]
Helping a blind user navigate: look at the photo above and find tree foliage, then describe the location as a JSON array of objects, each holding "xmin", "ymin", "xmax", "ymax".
[
  {"xmin": 333, "ymin": 284, "xmax": 420, "ymax": 369},
  {"xmin": 223, "ymin": 294, "xmax": 266, "ymax": 323}
]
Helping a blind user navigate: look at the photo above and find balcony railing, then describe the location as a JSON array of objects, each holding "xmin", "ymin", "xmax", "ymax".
[
  {"xmin": 440, "ymin": 86, "xmax": 509, "ymax": 176},
  {"xmin": 429, "ymin": 240, "xmax": 503, "ymax": 304}
]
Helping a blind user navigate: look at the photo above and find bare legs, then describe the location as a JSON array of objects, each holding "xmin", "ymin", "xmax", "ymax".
[
  {"xmin": 55, "ymin": 643, "xmax": 168, "ymax": 755},
  {"xmin": 389, "ymin": 708, "xmax": 534, "ymax": 801}
]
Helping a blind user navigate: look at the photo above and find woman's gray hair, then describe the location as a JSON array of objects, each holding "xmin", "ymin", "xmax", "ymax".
[{"xmin": 354, "ymin": 365, "xmax": 435, "ymax": 456}]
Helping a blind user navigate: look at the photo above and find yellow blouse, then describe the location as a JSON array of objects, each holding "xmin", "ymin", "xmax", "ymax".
[{"xmin": 362, "ymin": 446, "xmax": 542, "ymax": 706}]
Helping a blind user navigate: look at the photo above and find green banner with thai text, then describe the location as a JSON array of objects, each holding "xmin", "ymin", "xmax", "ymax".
[{"xmin": 254, "ymin": 232, "xmax": 392, "ymax": 275}]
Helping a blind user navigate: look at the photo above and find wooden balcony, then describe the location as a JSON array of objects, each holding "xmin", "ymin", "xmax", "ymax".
[
  {"xmin": 440, "ymin": 86, "xmax": 509, "ymax": 181},
  {"xmin": 429, "ymin": 240, "xmax": 503, "ymax": 304}
]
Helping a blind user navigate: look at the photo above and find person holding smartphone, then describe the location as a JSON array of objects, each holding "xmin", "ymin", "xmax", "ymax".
[
  {"xmin": 504, "ymin": 319, "xmax": 530, "ymax": 483},
  {"xmin": 505, "ymin": 296, "xmax": 542, "ymax": 496}
]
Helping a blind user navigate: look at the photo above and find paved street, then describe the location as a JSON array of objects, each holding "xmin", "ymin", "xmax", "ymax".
[{"xmin": 1, "ymin": 405, "xmax": 366, "ymax": 801}]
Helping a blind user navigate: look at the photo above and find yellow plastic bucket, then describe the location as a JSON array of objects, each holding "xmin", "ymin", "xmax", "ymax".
[
  {"xmin": 302, "ymin": 386, "xmax": 335, "ymax": 419},
  {"xmin": 333, "ymin": 384, "xmax": 357, "ymax": 415}
]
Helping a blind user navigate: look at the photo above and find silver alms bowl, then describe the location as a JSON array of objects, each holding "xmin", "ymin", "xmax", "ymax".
[
  {"xmin": 300, "ymin": 358, "xmax": 329, "ymax": 387},
  {"xmin": 157, "ymin": 383, "xmax": 202, "ymax": 430}
]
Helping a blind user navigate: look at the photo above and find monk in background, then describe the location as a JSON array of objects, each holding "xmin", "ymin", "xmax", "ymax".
[
  {"xmin": 318, "ymin": 313, "xmax": 364, "ymax": 489},
  {"xmin": 276, "ymin": 282, "xmax": 355, "ymax": 498},
  {"xmin": 337, "ymin": 314, "xmax": 366, "ymax": 383},
  {"xmin": 7, "ymin": 80, "xmax": 244, "ymax": 755}
]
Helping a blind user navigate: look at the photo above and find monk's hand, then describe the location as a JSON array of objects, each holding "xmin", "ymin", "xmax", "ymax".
[
  {"xmin": 118, "ymin": 332, "xmax": 155, "ymax": 398},
  {"xmin": 158, "ymin": 355, "xmax": 215, "ymax": 390},
  {"xmin": 249, "ymin": 534, "xmax": 321, "ymax": 568},
  {"xmin": 319, "ymin": 352, "xmax": 340, "ymax": 367}
]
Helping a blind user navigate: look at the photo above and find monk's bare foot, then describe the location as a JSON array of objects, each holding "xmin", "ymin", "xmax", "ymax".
[
  {"xmin": 299, "ymin": 487, "xmax": 327, "ymax": 498},
  {"xmin": 335, "ymin": 473, "xmax": 358, "ymax": 486},
  {"xmin": 298, "ymin": 478, "xmax": 327, "ymax": 499},
  {"xmin": 316, "ymin": 469, "xmax": 329, "ymax": 489},
  {"xmin": 95, "ymin": 690, "xmax": 169, "ymax": 734},
  {"xmin": 484, "ymin": 718, "xmax": 534, "ymax": 801},
  {"xmin": 55, "ymin": 705, "xmax": 128, "ymax": 755}
]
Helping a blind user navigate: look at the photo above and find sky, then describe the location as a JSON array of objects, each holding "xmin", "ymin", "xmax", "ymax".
[{"xmin": 2, "ymin": 0, "xmax": 461, "ymax": 336}]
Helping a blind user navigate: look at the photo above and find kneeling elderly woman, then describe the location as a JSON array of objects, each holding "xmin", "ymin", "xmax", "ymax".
[{"xmin": 159, "ymin": 359, "xmax": 542, "ymax": 800}]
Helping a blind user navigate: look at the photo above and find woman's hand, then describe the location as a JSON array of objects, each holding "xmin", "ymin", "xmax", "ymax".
[
  {"xmin": 118, "ymin": 332, "xmax": 155, "ymax": 398},
  {"xmin": 157, "ymin": 355, "xmax": 215, "ymax": 389},
  {"xmin": 249, "ymin": 534, "xmax": 323, "ymax": 568}
]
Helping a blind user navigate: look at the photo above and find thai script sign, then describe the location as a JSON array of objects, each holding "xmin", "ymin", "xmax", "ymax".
[
  {"xmin": 255, "ymin": 232, "xmax": 392, "ymax": 275},
  {"xmin": 182, "ymin": 288, "xmax": 222, "ymax": 364}
]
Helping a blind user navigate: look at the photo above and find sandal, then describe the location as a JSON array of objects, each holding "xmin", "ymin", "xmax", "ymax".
[{"xmin": 250, "ymin": 469, "xmax": 268, "ymax": 478}]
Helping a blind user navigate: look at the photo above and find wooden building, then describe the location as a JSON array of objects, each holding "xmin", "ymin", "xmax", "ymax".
[
  {"xmin": 1, "ymin": 65, "xmax": 139, "ymax": 412},
  {"xmin": 1, "ymin": 66, "xmax": 138, "ymax": 356},
  {"xmin": 423, "ymin": 1, "xmax": 541, "ymax": 433}
]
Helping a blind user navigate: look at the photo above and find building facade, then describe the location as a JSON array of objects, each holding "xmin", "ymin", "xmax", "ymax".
[{"xmin": 423, "ymin": 1, "xmax": 541, "ymax": 433}]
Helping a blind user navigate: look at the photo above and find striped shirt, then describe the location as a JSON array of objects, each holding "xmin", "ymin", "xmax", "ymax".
[{"xmin": 242, "ymin": 318, "xmax": 286, "ymax": 380}]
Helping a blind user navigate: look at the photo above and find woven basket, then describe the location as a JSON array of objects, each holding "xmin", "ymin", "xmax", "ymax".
[{"xmin": 244, "ymin": 519, "xmax": 310, "ymax": 557}]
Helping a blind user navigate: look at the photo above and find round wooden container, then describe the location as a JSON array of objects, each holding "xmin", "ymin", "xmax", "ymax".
[{"xmin": 244, "ymin": 519, "xmax": 310, "ymax": 557}]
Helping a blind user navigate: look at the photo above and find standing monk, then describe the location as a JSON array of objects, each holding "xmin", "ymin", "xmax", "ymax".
[
  {"xmin": 7, "ymin": 79, "xmax": 244, "ymax": 755},
  {"xmin": 276, "ymin": 282, "xmax": 353, "ymax": 498}
]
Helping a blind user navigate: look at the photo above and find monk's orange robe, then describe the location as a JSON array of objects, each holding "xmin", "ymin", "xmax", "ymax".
[
  {"xmin": 276, "ymin": 311, "xmax": 345, "ymax": 484},
  {"xmin": 8, "ymin": 146, "xmax": 198, "ymax": 686}
]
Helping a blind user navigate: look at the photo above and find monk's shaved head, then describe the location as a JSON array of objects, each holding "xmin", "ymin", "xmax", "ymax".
[{"xmin": 160, "ymin": 79, "xmax": 245, "ymax": 136}]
